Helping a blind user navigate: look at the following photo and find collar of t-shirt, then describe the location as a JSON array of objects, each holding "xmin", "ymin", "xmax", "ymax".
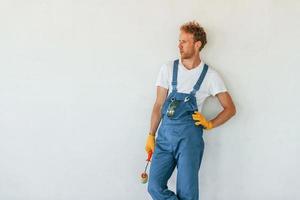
[{"xmin": 179, "ymin": 59, "xmax": 205, "ymax": 72}]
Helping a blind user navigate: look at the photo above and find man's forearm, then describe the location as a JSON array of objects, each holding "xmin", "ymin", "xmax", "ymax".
[
  {"xmin": 149, "ymin": 103, "xmax": 162, "ymax": 136},
  {"xmin": 210, "ymin": 107, "xmax": 236, "ymax": 128}
]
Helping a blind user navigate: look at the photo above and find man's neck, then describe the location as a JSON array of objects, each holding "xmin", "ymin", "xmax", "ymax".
[{"xmin": 181, "ymin": 55, "xmax": 201, "ymax": 70}]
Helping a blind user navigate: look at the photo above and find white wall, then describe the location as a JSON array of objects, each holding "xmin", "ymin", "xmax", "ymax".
[{"xmin": 0, "ymin": 0, "xmax": 299, "ymax": 199}]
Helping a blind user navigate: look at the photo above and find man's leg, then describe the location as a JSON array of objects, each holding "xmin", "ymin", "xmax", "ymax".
[
  {"xmin": 148, "ymin": 140, "xmax": 178, "ymax": 200},
  {"xmin": 175, "ymin": 128, "xmax": 205, "ymax": 200}
]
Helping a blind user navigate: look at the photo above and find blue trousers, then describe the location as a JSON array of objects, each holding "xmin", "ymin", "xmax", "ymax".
[{"xmin": 148, "ymin": 121, "xmax": 205, "ymax": 200}]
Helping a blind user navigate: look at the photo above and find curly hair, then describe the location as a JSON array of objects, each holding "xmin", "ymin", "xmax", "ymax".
[{"xmin": 180, "ymin": 21, "xmax": 207, "ymax": 51}]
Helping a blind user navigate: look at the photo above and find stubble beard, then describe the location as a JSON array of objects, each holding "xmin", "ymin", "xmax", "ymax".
[{"xmin": 180, "ymin": 50, "xmax": 194, "ymax": 60}]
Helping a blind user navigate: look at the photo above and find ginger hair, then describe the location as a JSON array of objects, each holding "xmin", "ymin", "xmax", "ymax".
[{"xmin": 180, "ymin": 21, "xmax": 207, "ymax": 51}]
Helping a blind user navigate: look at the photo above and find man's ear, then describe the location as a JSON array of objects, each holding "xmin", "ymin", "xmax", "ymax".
[{"xmin": 195, "ymin": 40, "xmax": 202, "ymax": 51}]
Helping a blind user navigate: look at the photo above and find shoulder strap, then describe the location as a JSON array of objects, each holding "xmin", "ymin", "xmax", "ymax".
[
  {"xmin": 190, "ymin": 64, "xmax": 209, "ymax": 96},
  {"xmin": 171, "ymin": 59, "xmax": 179, "ymax": 92}
]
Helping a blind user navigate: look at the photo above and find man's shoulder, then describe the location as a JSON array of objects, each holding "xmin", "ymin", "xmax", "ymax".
[
  {"xmin": 160, "ymin": 60, "xmax": 176, "ymax": 71},
  {"xmin": 205, "ymin": 64, "xmax": 221, "ymax": 76}
]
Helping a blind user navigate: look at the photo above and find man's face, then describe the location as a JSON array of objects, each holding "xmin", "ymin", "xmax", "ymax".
[{"xmin": 178, "ymin": 30, "xmax": 200, "ymax": 59}]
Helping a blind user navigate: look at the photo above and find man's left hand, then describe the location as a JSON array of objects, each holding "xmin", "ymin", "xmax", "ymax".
[{"xmin": 192, "ymin": 111, "xmax": 213, "ymax": 130}]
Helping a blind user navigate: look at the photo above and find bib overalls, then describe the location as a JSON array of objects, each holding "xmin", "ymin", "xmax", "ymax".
[{"xmin": 148, "ymin": 59, "xmax": 208, "ymax": 200}]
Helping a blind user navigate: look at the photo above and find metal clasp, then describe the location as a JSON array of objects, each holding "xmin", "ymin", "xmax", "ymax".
[{"xmin": 184, "ymin": 96, "xmax": 190, "ymax": 102}]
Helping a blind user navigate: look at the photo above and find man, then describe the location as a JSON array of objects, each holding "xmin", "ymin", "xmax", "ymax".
[{"xmin": 145, "ymin": 21, "xmax": 236, "ymax": 200}]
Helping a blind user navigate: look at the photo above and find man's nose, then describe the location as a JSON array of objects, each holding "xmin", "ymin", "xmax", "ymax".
[{"xmin": 178, "ymin": 43, "xmax": 182, "ymax": 49}]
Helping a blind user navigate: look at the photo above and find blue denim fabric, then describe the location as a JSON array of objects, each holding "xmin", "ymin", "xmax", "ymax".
[{"xmin": 148, "ymin": 59, "xmax": 208, "ymax": 200}]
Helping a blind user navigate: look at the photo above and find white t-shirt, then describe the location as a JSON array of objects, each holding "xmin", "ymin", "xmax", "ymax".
[{"xmin": 155, "ymin": 59, "xmax": 227, "ymax": 112}]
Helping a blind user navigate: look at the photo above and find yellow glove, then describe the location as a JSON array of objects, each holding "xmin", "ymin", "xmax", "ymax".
[
  {"xmin": 192, "ymin": 111, "xmax": 213, "ymax": 130},
  {"xmin": 145, "ymin": 133, "xmax": 155, "ymax": 153}
]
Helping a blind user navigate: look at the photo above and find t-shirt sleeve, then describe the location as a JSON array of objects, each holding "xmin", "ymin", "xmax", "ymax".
[
  {"xmin": 209, "ymin": 70, "xmax": 227, "ymax": 96},
  {"xmin": 155, "ymin": 64, "xmax": 169, "ymax": 89}
]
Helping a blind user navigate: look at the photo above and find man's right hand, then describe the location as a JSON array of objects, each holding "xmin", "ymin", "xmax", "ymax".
[{"xmin": 145, "ymin": 134, "xmax": 155, "ymax": 153}]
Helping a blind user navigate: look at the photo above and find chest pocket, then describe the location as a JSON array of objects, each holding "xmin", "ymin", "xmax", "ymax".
[{"xmin": 161, "ymin": 93, "xmax": 198, "ymax": 120}]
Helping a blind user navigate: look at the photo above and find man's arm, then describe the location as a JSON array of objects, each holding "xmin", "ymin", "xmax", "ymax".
[
  {"xmin": 149, "ymin": 86, "xmax": 168, "ymax": 136},
  {"xmin": 210, "ymin": 91, "xmax": 236, "ymax": 128}
]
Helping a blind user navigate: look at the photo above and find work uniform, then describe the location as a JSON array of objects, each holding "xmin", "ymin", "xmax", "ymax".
[{"xmin": 147, "ymin": 59, "xmax": 227, "ymax": 200}]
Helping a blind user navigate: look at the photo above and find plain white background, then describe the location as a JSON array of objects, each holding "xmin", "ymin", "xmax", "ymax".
[{"xmin": 0, "ymin": 0, "xmax": 299, "ymax": 199}]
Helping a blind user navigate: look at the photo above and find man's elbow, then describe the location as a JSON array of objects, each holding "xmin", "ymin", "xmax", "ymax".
[
  {"xmin": 224, "ymin": 104, "xmax": 236, "ymax": 118},
  {"xmin": 230, "ymin": 105, "xmax": 236, "ymax": 117}
]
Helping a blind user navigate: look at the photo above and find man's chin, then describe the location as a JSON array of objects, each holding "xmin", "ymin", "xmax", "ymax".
[
  {"xmin": 180, "ymin": 53, "xmax": 186, "ymax": 59},
  {"xmin": 180, "ymin": 55, "xmax": 189, "ymax": 60}
]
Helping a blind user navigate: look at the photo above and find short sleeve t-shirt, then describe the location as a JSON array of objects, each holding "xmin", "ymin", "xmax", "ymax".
[{"xmin": 155, "ymin": 59, "xmax": 227, "ymax": 112}]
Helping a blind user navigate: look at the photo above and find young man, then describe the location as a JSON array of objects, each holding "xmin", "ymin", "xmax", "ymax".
[{"xmin": 145, "ymin": 21, "xmax": 236, "ymax": 200}]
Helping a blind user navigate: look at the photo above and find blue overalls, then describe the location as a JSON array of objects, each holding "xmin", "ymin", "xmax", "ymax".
[{"xmin": 148, "ymin": 59, "xmax": 208, "ymax": 200}]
